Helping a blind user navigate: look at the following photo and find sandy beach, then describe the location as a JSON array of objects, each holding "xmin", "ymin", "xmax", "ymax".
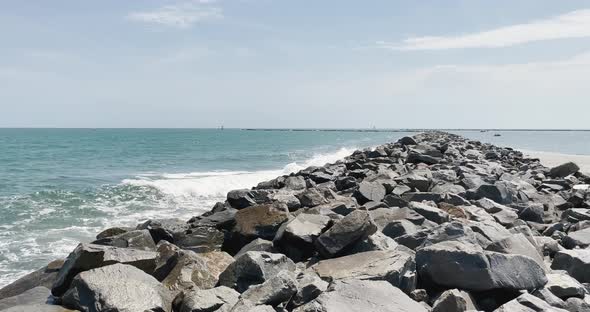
[{"xmin": 523, "ymin": 150, "xmax": 590, "ymax": 175}]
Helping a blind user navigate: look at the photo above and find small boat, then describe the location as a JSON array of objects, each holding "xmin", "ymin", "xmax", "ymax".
[{"xmin": 494, "ymin": 133, "xmax": 501, "ymax": 137}]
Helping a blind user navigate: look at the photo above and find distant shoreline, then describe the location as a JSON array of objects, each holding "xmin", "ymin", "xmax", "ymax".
[{"xmin": 0, "ymin": 127, "xmax": 589, "ymax": 131}]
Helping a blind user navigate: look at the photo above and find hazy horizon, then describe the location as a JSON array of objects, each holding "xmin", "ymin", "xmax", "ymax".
[{"xmin": 2, "ymin": 1, "xmax": 590, "ymax": 128}]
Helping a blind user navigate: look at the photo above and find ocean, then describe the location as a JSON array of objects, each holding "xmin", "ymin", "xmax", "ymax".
[{"xmin": 0, "ymin": 128, "xmax": 588, "ymax": 287}]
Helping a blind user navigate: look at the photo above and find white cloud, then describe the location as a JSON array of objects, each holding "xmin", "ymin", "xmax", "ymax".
[
  {"xmin": 382, "ymin": 9, "xmax": 590, "ymax": 50},
  {"xmin": 127, "ymin": 1, "xmax": 222, "ymax": 28}
]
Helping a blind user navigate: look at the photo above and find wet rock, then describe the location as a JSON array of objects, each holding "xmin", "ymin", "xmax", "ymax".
[
  {"xmin": 218, "ymin": 251, "xmax": 295, "ymax": 293},
  {"xmin": 398, "ymin": 136, "xmax": 417, "ymax": 145},
  {"xmin": 311, "ymin": 250, "xmax": 415, "ymax": 291},
  {"xmin": 550, "ymin": 162, "xmax": 580, "ymax": 178},
  {"xmin": 137, "ymin": 218, "xmax": 189, "ymax": 244},
  {"xmin": 61, "ymin": 264, "xmax": 172, "ymax": 312},
  {"xmin": 229, "ymin": 203, "xmax": 289, "ymax": 251},
  {"xmin": 416, "ymin": 241, "xmax": 547, "ymax": 291},
  {"xmin": 95, "ymin": 227, "xmax": 132, "ymax": 240},
  {"xmin": 177, "ymin": 286, "xmax": 239, "ymax": 312},
  {"xmin": 314, "ymin": 210, "xmax": 377, "ymax": 258},
  {"xmin": 240, "ymin": 270, "xmax": 297, "ymax": 306},
  {"xmin": 475, "ymin": 182, "xmax": 516, "ymax": 205},
  {"xmin": 227, "ymin": 189, "xmax": 257, "ymax": 209},
  {"xmin": 293, "ymin": 279, "xmax": 427, "ymax": 312},
  {"xmin": 51, "ymin": 244, "xmax": 158, "ymax": 296},
  {"xmin": 92, "ymin": 229, "xmax": 156, "ymax": 250}
]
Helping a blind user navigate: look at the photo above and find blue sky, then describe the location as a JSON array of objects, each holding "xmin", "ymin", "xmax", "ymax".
[{"xmin": 1, "ymin": 1, "xmax": 590, "ymax": 128}]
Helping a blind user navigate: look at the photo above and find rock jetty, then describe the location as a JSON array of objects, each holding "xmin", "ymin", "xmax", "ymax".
[{"xmin": 2, "ymin": 131, "xmax": 590, "ymax": 312}]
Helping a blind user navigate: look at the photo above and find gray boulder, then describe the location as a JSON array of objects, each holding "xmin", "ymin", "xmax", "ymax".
[
  {"xmin": 291, "ymin": 272, "xmax": 329, "ymax": 307},
  {"xmin": 408, "ymin": 201, "xmax": 450, "ymax": 224},
  {"xmin": 293, "ymin": 279, "xmax": 427, "ymax": 312},
  {"xmin": 227, "ymin": 189, "xmax": 256, "ymax": 209},
  {"xmin": 552, "ymin": 249, "xmax": 590, "ymax": 283},
  {"xmin": 174, "ymin": 225, "xmax": 225, "ymax": 252},
  {"xmin": 51, "ymin": 244, "xmax": 158, "ymax": 296},
  {"xmin": 431, "ymin": 289, "xmax": 478, "ymax": 312},
  {"xmin": 416, "ymin": 241, "xmax": 547, "ymax": 291},
  {"xmin": 160, "ymin": 250, "xmax": 234, "ymax": 291},
  {"xmin": 235, "ymin": 238, "xmax": 275, "ymax": 258},
  {"xmin": 92, "ymin": 229, "xmax": 156, "ymax": 250},
  {"xmin": 240, "ymin": 271, "xmax": 297, "ymax": 306},
  {"xmin": 61, "ymin": 263, "xmax": 172, "ymax": 312},
  {"xmin": 314, "ymin": 210, "xmax": 377, "ymax": 258},
  {"xmin": 137, "ymin": 218, "xmax": 189, "ymax": 243},
  {"xmin": 475, "ymin": 182, "xmax": 516, "ymax": 205},
  {"xmin": 550, "ymin": 162, "xmax": 580, "ymax": 178},
  {"xmin": 218, "ymin": 251, "xmax": 296, "ymax": 293},
  {"xmin": 485, "ymin": 233, "xmax": 546, "ymax": 271},
  {"xmin": 0, "ymin": 259, "xmax": 63, "ymax": 300},
  {"xmin": 563, "ymin": 227, "xmax": 590, "ymax": 249},
  {"xmin": 177, "ymin": 286, "xmax": 239, "ymax": 312},
  {"xmin": 0, "ymin": 287, "xmax": 52, "ymax": 311},
  {"xmin": 311, "ymin": 250, "xmax": 415, "ymax": 291},
  {"xmin": 494, "ymin": 293, "xmax": 568, "ymax": 312},
  {"xmin": 545, "ymin": 271, "xmax": 586, "ymax": 299},
  {"xmin": 274, "ymin": 213, "xmax": 331, "ymax": 261},
  {"xmin": 354, "ymin": 181, "xmax": 386, "ymax": 204}
]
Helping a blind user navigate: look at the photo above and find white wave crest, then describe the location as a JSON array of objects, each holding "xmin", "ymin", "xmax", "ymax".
[{"xmin": 122, "ymin": 147, "xmax": 356, "ymax": 200}]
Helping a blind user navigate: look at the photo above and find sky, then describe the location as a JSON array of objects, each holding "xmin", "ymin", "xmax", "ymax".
[{"xmin": 1, "ymin": 0, "xmax": 590, "ymax": 129}]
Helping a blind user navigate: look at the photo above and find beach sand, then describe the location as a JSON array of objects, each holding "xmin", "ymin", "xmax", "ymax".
[{"xmin": 523, "ymin": 150, "xmax": 590, "ymax": 176}]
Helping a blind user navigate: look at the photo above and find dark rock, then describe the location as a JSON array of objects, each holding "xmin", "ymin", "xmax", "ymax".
[
  {"xmin": 297, "ymin": 188, "xmax": 329, "ymax": 207},
  {"xmin": 416, "ymin": 241, "xmax": 547, "ymax": 291},
  {"xmin": 217, "ymin": 251, "xmax": 295, "ymax": 293},
  {"xmin": 550, "ymin": 162, "xmax": 580, "ymax": 178},
  {"xmin": 274, "ymin": 213, "xmax": 331, "ymax": 261},
  {"xmin": 545, "ymin": 271, "xmax": 586, "ymax": 299},
  {"xmin": 137, "ymin": 218, "xmax": 189, "ymax": 243},
  {"xmin": 475, "ymin": 182, "xmax": 516, "ymax": 205},
  {"xmin": 552, "ymin": 249, "xmax": 590, "ymax": 283},
  {"xmin": 227, "ymin": 189, "xmax": 257, "ymax": 209},
  {"xmin": 314, "ymin": 210, "xmax": 377, "ymax": 258},
  {"xmin": 51, "ymin": 244, "xmax": 158, "ymax": 296},
  {"xmin": 61, "ymin": 264, "xmax": 172, "ymax": 312},
  {"xmin": 563, "ymin": 227, "xmax": 590, "ymax": 249},
  {"xmin": 92, "ymin": 229, "xmax": 156, "ymax": 250},
  {"xmin": 398, "ymin": 136, "xmax": 417, "ymax": 145},
  {"xmin": 175, "ymin": 225, "xmax": 224, "ymax": 253},
  {"xmin": 408, "ymin": 201, "xmax": 450, "ymax": 224},
  {"xmin": 227, "ymin": 203, "xmax": 289, "ymax": 252},
  {"xmin": 95, "ymin": 227, "xmax": 132, "ymax": 240},
  {"xmin": 485, "ymin": 233, "xmax": 546, "ymax": 270},
  {"xmin": 494, "ymin": 293, "xmax": 568, "ymax": 312},
  {"xmin": 291, "ymin": 272, "xmax": 329, "ymax": 308}
]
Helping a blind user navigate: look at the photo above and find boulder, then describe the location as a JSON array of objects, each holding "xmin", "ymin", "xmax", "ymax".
[
  {"xmin": 274, "ymin": 213, "xmax": 331, "ymax": 261},
  {"xmin": 565, "ymin": 297, "xmax": 590, "ymax": 312},
  {"xmin": 227, "ymin": 189, "xmax": 256, "ymax": 209},
  {"xmin": 311, "ymin": 250, "xmax": 415, "ymax": 291},
  {"xmin": 240, "ymin": 271, "xmax": 297, "ymax": 306},
  {"xmin": 353, "ymin": 181, "xmax": 386, "ymax": 204},
  {"xmin": 177, "ymin": 286, "xmax": 239, "ymax": 312},
  {"xmin": 494, "ymin": 293, "xmax": 568, "ymax": 312},
  {"xmin": 563, "ymin": 227, "xmax": 590, "ymax": 249},
  {"xmin": 160, "ymin": 250, "xmax": 234, "ymax": 290},
  {"xmin": 284, "ymin": 176, "xmax": 306, "ymax": 190},
  {"xmin": 293, "ymin": 279, "xmax": 427, "ymax": 312},
  {"xmin": 95, "ymin": 227, "xmax": 132, "ymax": 240},
  {"xmin": 217, "ymin": 251, "xmax": 296, "ymax": 293},
  {"xmin": 545, "ymin": 271, "xmax": 586, "ymax": 299},
  {"xmin": 228, "ymin": 203, "xmax": 289, "ymax": 252},
  {"xmin": 297, "ymin": 188, "xmax": 329, "ymax": 207},
  {"xmin": 235, "ymin": 238, "xmax": 276, "ymax": 258},
  {"xmin": 416, "ymin": 241, "xmax": 547, "ymax": 291},
  {"xmin": 51, "ymin": 244, "xmax": 158, "ymax": 296},
  {"xmin": 552, "ymin": 249, "xmax": 590, "ymax": 283},
  {"xmin": 485, "ymin": 233, "xmax": 546, "ymax": 270},
  {"xmin": 475, "ymin": 182, "xmax": 515, "ymax": 205},
  {"xmin": 137, "ymin": 218, "xmax": 189, "ymax": 243},
  {"xmin": 92, "ymin": 229, "xmax": 156, "ymax": 250},
  {"xmin": 291, "ymin": 272, "xmax": 329, "ymax": 307},
  {"xmin": 174, "ymin": 225, "xmax": 225, "ymax": 253},
  {"xmin": 431, "ymin": 289, "xmax": 478, "ymax": 312},
  {"xmin": 314, "ymin": 210, "xmax": 377, "ymax": 258},
  {"xmin": 61, "ymin": 264, "xmax": 172, "ymax": 312},
  {"xmin": 550, "ymin": 162, "xmax": 580, "ymax": 178},
  {"xmin": 408, "ymin": 201, "xmax": 450, "ymax": 224},
  {"xmin": 0, "ymin": 304, "xmax": 77, "ymax": 312},
  {"xmin": 398, "ymin": 136, "xmax": 417, "ymax": 145}
]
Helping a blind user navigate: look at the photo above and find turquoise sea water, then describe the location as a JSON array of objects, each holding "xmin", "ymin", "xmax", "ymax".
[{"xmin": 0, "ymin": 128, "xmax": 588, "ymax": 287}]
